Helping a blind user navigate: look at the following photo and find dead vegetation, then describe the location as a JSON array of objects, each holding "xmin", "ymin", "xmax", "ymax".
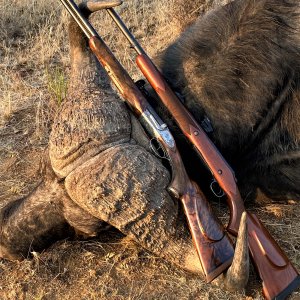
[{"xmin": 0, "ymin": 0, "xmax": 299, "ymax": 299}]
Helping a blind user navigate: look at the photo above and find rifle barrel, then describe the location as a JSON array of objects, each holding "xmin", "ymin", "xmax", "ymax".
[
  {"xmin": 106, "ymin": 8, "xmax": 145, "ymax": 55},
  {"xmin": 60, "ymin": 0, "xmax": 98, "ymax": 39}
]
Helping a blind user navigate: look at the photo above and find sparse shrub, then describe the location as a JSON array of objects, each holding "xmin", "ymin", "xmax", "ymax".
[{"xmin": 46, "ymin": 67, "xmax": 67, "ymax": 106}]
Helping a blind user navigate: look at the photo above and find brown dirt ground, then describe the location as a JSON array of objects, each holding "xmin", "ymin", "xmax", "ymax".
[{"xmin": 0, "ymin": 0, "xmax": 299, "ymax": 299}]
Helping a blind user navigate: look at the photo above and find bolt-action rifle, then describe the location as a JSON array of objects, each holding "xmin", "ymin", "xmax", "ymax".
[
  {"xmin": 60, "ymin": 0, "xmax": 236, "ymax": 283},
  {"xmin": 99, "ymin": 4, "xmax": 300, "ymax": 300}
]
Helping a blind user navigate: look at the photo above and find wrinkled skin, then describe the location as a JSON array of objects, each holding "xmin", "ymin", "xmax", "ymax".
[{"xmin": 0, "ymin": 0, "xmax": 299, "ymax": 293}]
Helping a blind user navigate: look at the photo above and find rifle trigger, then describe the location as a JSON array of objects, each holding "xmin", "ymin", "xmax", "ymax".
[{"xmin": 210, "ymin": 179, "xmax": 225, "ymax": 198}]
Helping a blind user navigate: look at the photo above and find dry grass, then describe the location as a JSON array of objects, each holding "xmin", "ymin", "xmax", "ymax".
[{"xmin": 0, "ymin": 0, "xmax": 300, "ymax": 299}]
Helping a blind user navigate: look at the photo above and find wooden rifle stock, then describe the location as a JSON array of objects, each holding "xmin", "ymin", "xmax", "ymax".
[
  {"xmin": 180, "ymin": 180, "xmax": 234, "ymax": 282},
  {"xmin": 135, "ymin": 52, "xmax": 300, "ymax": 300},
  {"xmin": 248, "ymin": 213, "xmax": 300, "ymax": 300}
]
